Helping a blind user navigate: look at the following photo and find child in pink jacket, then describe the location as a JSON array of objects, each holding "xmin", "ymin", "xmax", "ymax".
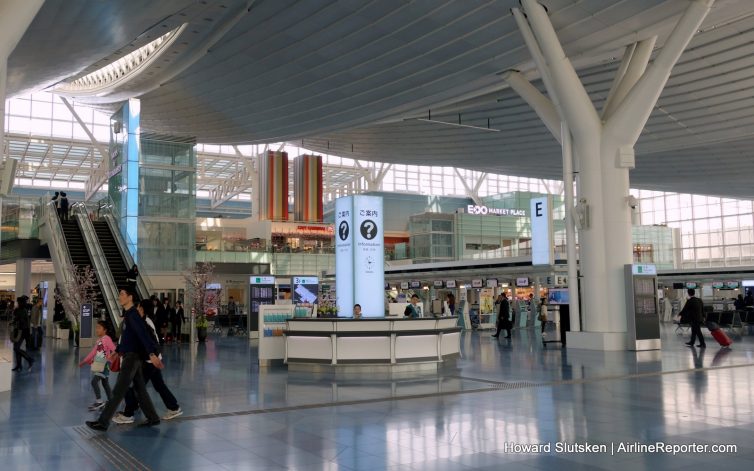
[{"xmin": 78, "ymin": 320, "xmax": 116, "ymax": 411}]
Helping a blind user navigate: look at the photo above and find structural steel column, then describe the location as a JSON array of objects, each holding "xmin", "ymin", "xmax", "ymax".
[{"xmin": 514, "ymin": 0, "xmax": 713, "ymax": 349}]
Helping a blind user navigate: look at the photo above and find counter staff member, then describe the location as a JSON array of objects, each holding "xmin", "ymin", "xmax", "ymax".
[
  {"xmin": 404, "ymin": 294, "xmax": 421, "ymax": 318},
  {"xmin": 353, "ymin": 304, "xmax": 362, "ymax": 319}
]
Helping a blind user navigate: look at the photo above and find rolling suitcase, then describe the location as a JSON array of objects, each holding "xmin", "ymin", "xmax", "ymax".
[{"xmin": 707, "ymin": 322, "xmax": 732, "ymax": 348}]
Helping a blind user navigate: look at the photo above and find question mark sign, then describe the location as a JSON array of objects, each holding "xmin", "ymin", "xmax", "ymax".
[{"xmin": 360, "ymin": 219, "xmax": 377, "ymax": 240}]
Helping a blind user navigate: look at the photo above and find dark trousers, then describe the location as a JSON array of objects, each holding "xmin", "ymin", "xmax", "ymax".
[
  {"xmin": 123, "ymin": 362, "xmax": 179, "ymax": 416},
  {"xmin": 172, "ymin": 322, "xmax": 182, "ymax": 340},
  {"xmin": 494, "ymin": 320, "xmax": 511, "ymax": 338},
  {"xmin": 13, "ymin": 330, "xmax": 33, "ymax": 368},
  {"xmin": 689, "ymin": 321, "xmax": 706, "ymax": 346},
  {"xmin": 91, "ymin": 375, "xmax": 112, "ymax": 401},
  {"xmin": 97, "ymin": 353, "xmax": 159, "ymax": 426}
]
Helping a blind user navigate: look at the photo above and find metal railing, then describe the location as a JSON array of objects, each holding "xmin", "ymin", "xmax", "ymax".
[
  {"xmin": 72, "ymin": 203, "xmax": 122, "ymax": 330},
  {"xmin": 95, "ymin": 196, "xmax": 155, "ymax": 298},
  {"xmin": 41, "ymin": 200, "xmax": 77, "ymax": 325},
  {"xmin": 103, "ymin": 212, "xmax": 154, "ymax": 299}
]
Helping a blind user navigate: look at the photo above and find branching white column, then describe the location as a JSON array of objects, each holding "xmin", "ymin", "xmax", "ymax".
[{"xmin": 515, "ymin": 0, "xmax": 713, "ymax": 349}]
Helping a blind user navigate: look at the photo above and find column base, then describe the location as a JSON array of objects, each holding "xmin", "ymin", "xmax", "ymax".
[
  {"xmin": 0, "ymin": 358, "xmax": 11, "ymax": 392},
  {"xmin": 566, "ymin": 331, "xmax": 627, "ymax": 351}
]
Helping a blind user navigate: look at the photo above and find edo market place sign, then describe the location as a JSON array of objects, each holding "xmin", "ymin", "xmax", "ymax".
[{"xmin": 466, "ymin": 205, "xmax": 526, "ymax": 217}]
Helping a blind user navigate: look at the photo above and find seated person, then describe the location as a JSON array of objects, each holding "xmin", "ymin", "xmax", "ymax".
[
  {"xmin": 353, "ymin": 304, "xmax": 362, "ymax": 319},
  {"xmin": 404, "ymin": 295, "xmax": 421, "ymax": 319}
]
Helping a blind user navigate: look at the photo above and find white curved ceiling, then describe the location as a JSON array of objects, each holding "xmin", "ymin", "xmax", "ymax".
[{"xmin": 7, "ymin": 0, "xmax": 754, "ymax": 198}]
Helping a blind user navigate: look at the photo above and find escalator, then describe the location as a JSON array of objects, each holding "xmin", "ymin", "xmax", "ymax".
[
  {"xmin": 43, "ymin": 202, "xmax": 151, "ymax": 331},
  {"xmin": 59, "ymin": 219, "xmax": 108, "ymax": 322},
  {"xmin": 92, "ymin": 220, "xmax": 149, "ymax": 301}
]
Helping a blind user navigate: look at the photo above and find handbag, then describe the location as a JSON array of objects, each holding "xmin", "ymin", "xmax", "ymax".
[
  {"xmin": 110, "ymin": 354, "xmax": 121, "ymax": 372},
  {"xmin": 91, "ymin": 352, "xmax": 107, "ymax": 373}
]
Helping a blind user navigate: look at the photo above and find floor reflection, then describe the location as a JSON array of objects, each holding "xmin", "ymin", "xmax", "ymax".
[{"xmin": 0, "ymin": 324, "xmax": 753, "ymax": 470}]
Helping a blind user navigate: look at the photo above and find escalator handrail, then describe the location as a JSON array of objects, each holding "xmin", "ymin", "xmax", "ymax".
[
  {"xmin": 43, "ymin": 201, "xmax": 77, "ymax": 316},
  {"xmin": 101, "ymin": 212, "xmax": 155, "ymax": 300},
  {"xmin": 72, "ymin": 203, "xmax": 122, "ymax": 330}
]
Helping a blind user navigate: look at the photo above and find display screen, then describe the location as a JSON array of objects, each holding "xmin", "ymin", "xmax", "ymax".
[
  {"xmin": 686, "ymin": 282, "xmax": 698, "ymax": 289},
  {"xmin": 516, "ymin": 277, "xmax": 529, "ymax": 287},
  {"xmin": 724, "ymin": 281, "xmax": 739, "ymax": 289},
  {"xmin": 471, "ymin": 279, "xmax": 483, "ymax": 288},
  {"xmin": 292, "ymin": 276, "xmax": 319, "ymax": 304},
  {"xmin": 446, "ymin": 280, "xmax": 456, "ymax": 288},
  {"xmin": 400, "ymin": 282, "xmax": 409, "ymax": 289},
  {"xmin": 409, "ymin": 281, "xmax": 421, "ymax": 289},
  {"xmin": 711, "ymin": 281, "xmax": 724, "ymax": 289},
  {"xmin": 486, "ymin": 278, "xmax": 498, "ymax": 288},
  {"xmin": 433, "ymin": 280, "xmax": 444, "ymax": 288},
  {"xmin": 547, "ymin": 288, "xmax": 569, "ymax": 305}
]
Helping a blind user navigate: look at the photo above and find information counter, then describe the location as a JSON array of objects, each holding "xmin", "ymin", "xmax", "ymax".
[{"xmin": 284, "ymin": 317, "xmax": 461, "ymax": 371}]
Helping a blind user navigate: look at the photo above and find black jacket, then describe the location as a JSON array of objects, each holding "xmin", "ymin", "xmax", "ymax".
[
  {"xmin": 679, "ymin": 296, "xmax": 704, "ymax": 324},
  {"xmin": 13, "ymin": 306, "xmax": 30, "ymax": 331},
  {"xmin": 172, "ymin": 307, "xmax": 185, "ymax": 324},
  {"xmin": 117, "ymin": 305, "xmax": 159, "ymax": 356},
  {"xmin": 498, "ymin": 298, "xmax": 510, "ymax": 324}
]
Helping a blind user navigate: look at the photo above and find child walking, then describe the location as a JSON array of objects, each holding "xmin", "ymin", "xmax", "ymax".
[{"xmin": 79, "ymin": 321, "xmax": 116, "ymax": 411}]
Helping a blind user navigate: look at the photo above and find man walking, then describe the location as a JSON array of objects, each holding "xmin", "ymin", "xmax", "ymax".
[
  {"xmin": 86, "ymin": 286, "xmax": 164, "ymax": 431},
  {"xmin": 492, "ymin": 292, "xmax": 511, "ymax": 339},
  {"xmin": 679, "ymin": 288, "xmax": 706, "ymax": 349}
]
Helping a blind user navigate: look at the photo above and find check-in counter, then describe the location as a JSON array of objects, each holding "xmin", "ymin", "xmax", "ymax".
[{"xmin": 284, "ymin": 317, "xmax": 460, "ymax": 369}]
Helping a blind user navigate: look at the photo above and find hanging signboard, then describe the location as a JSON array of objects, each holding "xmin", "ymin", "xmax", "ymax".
[{"xmin": 531, "ymin": 196, "xmax": 554, "ymax": 265}]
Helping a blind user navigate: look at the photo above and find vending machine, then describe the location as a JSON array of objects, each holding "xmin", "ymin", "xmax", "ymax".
[{"xmin": 624, "ymin": 264, "xmax": 661, "ymax": 351}]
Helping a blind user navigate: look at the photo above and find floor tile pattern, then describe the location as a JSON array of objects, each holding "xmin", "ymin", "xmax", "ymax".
[{"xmin": 1, "ymin": 324, "xmax": 753, "ymax": 470}]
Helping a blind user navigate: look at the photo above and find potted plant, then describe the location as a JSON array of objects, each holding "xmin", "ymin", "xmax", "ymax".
[
  {"xmin": 317, "ymin": 302, "xmax": 339, "ymax": 318},
  {"xmin": 55, "ymin": 265, "xmax": 99, "ymax": 345},
  {"xmin": 183, "ymin": 262, "xmax": 220, "ymax": 343},
  {"xmin": 195, "ymin": 314, "xmax": 209, "ymax": 342},
  {"xmin": 57, "ymin": 318, "xmax": 72, "ymax": 340}
]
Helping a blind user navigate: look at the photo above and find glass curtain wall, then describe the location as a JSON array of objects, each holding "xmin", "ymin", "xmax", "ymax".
[
  {"xmin": 137, "ymin": 136, "xmax": 197, "ymax": 272},
  {"xmin": 633, "ymin": 190, "xmax": 754, "ymax": 268}
]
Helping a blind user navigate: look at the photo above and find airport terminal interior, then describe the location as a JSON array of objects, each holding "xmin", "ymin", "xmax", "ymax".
[{"xmin": 2, "ymin": 0, "xmax": 754, "ymax": 470}]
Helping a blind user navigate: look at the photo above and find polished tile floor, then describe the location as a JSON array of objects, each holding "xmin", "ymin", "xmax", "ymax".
[{"xmin": 2, "ymin": 324, "xmax": 754, "ymax": 470}]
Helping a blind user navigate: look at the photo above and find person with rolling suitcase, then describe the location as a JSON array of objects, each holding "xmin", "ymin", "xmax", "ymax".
[
  {"xmin": 706, "ymin": 321, "xmax": 733, "ymax": 348},
  {"xmin": 679, "ymin": 288, "xmax": 706, "ymax": 349}
]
